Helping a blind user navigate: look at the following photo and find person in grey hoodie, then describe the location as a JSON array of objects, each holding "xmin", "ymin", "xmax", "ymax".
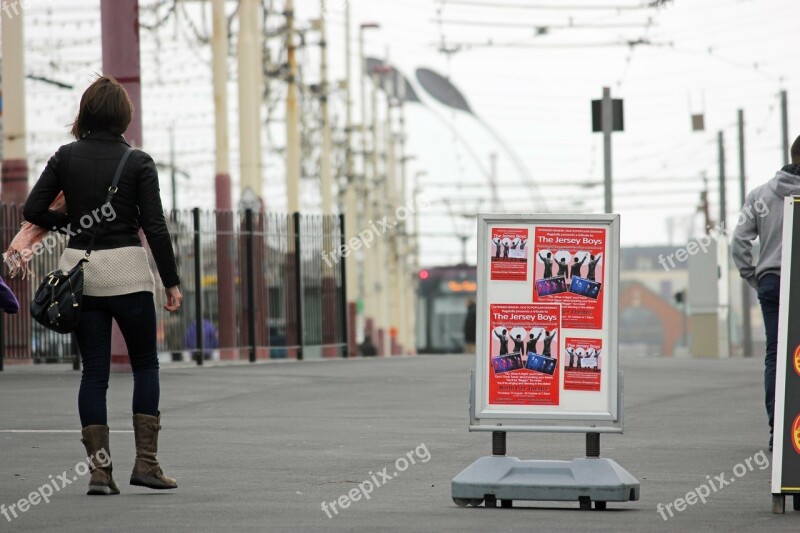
[{"xmin": 732, "ymin": 135, "xmax": 800, "ymax": 452}]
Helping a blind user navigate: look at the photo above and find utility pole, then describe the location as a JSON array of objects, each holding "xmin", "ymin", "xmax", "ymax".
[
  {"xmin": 398, "ymin": 77, "xmax": 413, "ymax": 355},
  {"xmin": 1, "ymin": 2, "xmax": 30, "ymax": 365},
  {"xmin": 384, "ymin": 68, "xmax": 406, "ymax": 355},
  {"xmin": 211, "ymin": 0, "xmax": 236, "ymax": 358},
  {"xmin": 101, "ymin": 0, "xmax": 142, "ymax": 372},
  {"xmin": 170, "ymin": 126, "xmax": 177, "ymax": 212},
  {"xmin": 372, "ymin": 68, "xmax": 388, "ymax": 356},
  {"xmin": 359, "ymin": 23, "xmax": 380, "ymax": 344},
  {"xmin": 738, "ymin": 109, "xmax": 752, "ymax": 357},
  {"xmin": 718, "ymin": 131, "xmax": 726, "ymax": 228},
  {"xmin": 343, "ymin": 1, "xmax": 359, "ymax": 356},
  {"xmin": 1, "ymin": 6, "xmax": 28, "ymax": 203},
  {"xmin": 286, "ymin": 0, "xmax": 301, "ymax": 213},
  {"xmin": 316, "ymin": 1, "xmax": 338, "ymax": 358},
  {"xmin": 318, "ymin": 1, "xmax": 333, "ymax": 216},
  {"xmin": 781, "ymin": 90, "xmax": 790, "ymax": 166},
  {"xmin": 489, "ymin": 152, "xmax": 499, "ymax": 211},
  {"xmin": 238, "ymin": 0, "xmax": 264, "ymax": 205},
  {"xmin": 700, "ymin": 175, "xmax": 713, "ymax": 234},
  {"xmin": 412, "ymin": 170, "xmax": 426, "ymax": 354},
  {"xmin": 602, "ymin": 87, "xmax": 613, "ymax": 214},
  {"xmin": 718, "ymin": 129, "xmax": 731, "ymax": 359},
  {"xmin": 212, "ymin": 0, "xmax": 232, "ymax": 211}
]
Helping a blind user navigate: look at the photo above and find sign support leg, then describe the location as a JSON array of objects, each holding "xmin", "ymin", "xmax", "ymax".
[
  {"xmin": 772, "ymin": 494, "xmax": 785, "ymax": 514},
  {"xmin": 492, "ymin": 431, "xmax": 506, "ymax": 456},
  {"xmin": 586, "ymin": 432, "xmax": 600, "ymax": 457}
]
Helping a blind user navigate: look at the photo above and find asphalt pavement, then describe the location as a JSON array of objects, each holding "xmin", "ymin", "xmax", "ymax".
[{"xmin": 0, "ymin": 354, "xmax": 798, "ymax": 532}]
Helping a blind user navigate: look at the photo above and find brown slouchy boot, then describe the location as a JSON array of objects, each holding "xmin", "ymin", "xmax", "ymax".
[
  {"xmin": 80, "ymin": 425, "xmax": 120, "ymax": 496},
  {"xmin": 130, "ymin": 413, "xmax": 178, "ymax": 490}
]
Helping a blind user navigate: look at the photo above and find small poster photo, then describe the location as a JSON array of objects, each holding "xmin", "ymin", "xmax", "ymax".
[
  {"xmin": 564, "ymin": 337, "xmax": 602, "ymax": 392},
  {"xmin": 524, "ymin": 326, "xmax": 558, "ymax": 375},
  {"xmin": 491, "ymin": 325, "xmax": 532, "ymax": 358},
  {"xmin": 569, "ymin": 276, "xmax": 602, "ymax": 300},
  {"xmin": 535, "ymin": 276, "xmax": 568, "ymax": 298},
  {"xmin": 490, "ymin": 227, "xmax": 529, "ymax": 282},
  {"xmin": 492, "ymin": 353, "xmax": 524, "ymax": 375},
  {"xmin": 526, "ymin": 353, "xmax": 557, "ymax": 375}
]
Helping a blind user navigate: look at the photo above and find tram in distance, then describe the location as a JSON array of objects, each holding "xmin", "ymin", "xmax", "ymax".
[{"xmin": 416, "ymin": 264, "xmax": 476, "ymax": 354}]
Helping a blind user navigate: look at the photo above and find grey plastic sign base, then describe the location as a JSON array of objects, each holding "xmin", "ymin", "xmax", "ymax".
[{"xmin": 452, "ymin": 456, "xmax": 640, "ymax": 510}]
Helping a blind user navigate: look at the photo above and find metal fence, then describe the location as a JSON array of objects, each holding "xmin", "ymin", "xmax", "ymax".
[{"xmin": 0, "ymin": 205, "xmax": 348, "ymax": 368}]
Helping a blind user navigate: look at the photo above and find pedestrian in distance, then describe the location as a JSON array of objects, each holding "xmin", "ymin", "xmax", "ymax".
[
  {"xmin": 732, "ymin": 134, "xmax": 800, "ymax": 452},
  {"xmin": 22, "ymin": 76, "xmax": 182, "ymax": 495},
  {"xmin": 360, "ymin": 335, "xmax": 378, "ymax": 356},
  {"xmin": 463, "ymin": 298, "xmax": 476, "ymax": 354},
  {"xmin": 0, "ymin": 276, "xmax": 19, "ymax": 314}
]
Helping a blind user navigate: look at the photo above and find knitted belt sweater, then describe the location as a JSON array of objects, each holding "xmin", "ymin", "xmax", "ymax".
[{"xmin": 59, "ymin": 247, "xmax": 156, "ymax": 297}]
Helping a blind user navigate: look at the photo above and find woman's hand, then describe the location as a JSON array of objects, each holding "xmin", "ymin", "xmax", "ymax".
[{"xmin": 164, "ymin": 286, "xmax": 182, "ymax": 312}]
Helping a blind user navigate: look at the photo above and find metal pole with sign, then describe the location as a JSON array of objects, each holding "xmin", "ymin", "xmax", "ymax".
[
  {"xmin": 452, "ymin": 214, "xmax": 639, "ymax": 510},
  {"xmin": 770, "ymin": 196, "xmax": 800, "ymax": 514}
]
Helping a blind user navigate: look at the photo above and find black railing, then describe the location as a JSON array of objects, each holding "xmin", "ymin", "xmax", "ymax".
[{"xmin": 0, "ymin": 205, "xmax": 348, "ymax": 368}]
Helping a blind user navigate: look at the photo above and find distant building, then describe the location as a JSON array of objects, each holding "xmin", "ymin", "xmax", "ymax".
[{"xmin": 619, "ymin": 246, "xmax": 762, "ymax": 357}]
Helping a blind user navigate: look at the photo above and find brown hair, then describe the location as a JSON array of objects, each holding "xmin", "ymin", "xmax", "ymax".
[
  {"xmin": 70, "ymin": 76, "xmax": 134, "ymax": 140},
  {"xmin": 792, "ymin": 135, "xmax": 800, "ymax": 164}
]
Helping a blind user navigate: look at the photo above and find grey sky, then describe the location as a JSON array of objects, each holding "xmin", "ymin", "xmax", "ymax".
[{"xmin": 10, "ymin": 0, "xmax": 800, "ymax": 265}]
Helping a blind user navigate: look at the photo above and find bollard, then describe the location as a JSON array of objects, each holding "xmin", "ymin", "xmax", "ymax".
[
  {"xmin": 338, "ymin": 213, "xmax": 349, "ymax": 358},
  {"xmin": 193, "ymin": 208, "xmax": 204, "ymax": 366},
  {"xmin": 293, "ymin": 212, "xmax": 304, "ymax": 360},
  {"xmin": 245, "ymin": 209, "xmax": 256, "ymax": 363}
]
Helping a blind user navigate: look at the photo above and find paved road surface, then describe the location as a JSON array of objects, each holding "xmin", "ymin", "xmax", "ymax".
[{"xmin": 0, "ymin": 355, "xmax": 797, "ymax": 531}]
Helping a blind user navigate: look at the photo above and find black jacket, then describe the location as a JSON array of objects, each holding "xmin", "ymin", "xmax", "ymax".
[{"xmin": 23, "ymin": 131, "xmax": 180, "ymax": 288}]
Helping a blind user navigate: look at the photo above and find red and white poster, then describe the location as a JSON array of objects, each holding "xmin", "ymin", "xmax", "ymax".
[
  {"xmin": 490, "ymin": 227, "xmax": 529, "ymax": 282},
  {"xmin": 564, "ymin": 337, "xmax": 602, "ymax": 392},
  {"xmin": 532, "ymin": 226, "xmax": 607, "ymax": 330},
  {"xmin": 488, "ymin": 303, "xmax": 560, "ymax": 406}
]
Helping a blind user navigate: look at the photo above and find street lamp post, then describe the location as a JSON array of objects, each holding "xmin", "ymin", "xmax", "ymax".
[{"xmin": 359, "ymin": 23, "xmax": 380, "ymax": 346}]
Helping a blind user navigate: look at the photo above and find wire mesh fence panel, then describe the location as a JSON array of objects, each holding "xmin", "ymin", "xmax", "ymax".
[
  {"xmin": 1, "ymin": 205, "xmax": 349, "ymax": 367},
  {"xmin": 265, "ymin": 212, "xmax": 291, "ymax": 359},
  {"xmin": 1, "ymin": 204, "xmax": 76, "ymax": 364}
]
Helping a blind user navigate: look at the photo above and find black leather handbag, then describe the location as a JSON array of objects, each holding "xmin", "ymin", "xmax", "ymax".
[{"xmin": 30, "ymin": 147, "xmax": 133, "ymax": 333}]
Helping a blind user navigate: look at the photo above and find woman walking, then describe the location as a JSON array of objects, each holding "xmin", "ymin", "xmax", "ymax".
[{"xmin": 23, "ymin": 76, "xmax": 182, "ymax": 496}]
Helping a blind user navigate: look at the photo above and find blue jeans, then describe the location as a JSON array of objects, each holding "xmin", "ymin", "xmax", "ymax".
[
  {"xmin": 757, "ymin": 274, "xmax": 780, "ymax": 435},
  {"xmin": 75, "ymin": 291, "xmax": 160, "ymax": 427}
]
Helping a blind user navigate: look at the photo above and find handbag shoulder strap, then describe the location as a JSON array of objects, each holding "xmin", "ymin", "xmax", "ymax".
[{"xmin": 84, "ymin": 147, "xmax": 134, "ymax": 259}]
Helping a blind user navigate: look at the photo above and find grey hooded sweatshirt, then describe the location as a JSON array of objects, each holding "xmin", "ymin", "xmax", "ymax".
[{"xmin": 732, "ymin": 165, "xmax": 800, "ymax": 288}]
